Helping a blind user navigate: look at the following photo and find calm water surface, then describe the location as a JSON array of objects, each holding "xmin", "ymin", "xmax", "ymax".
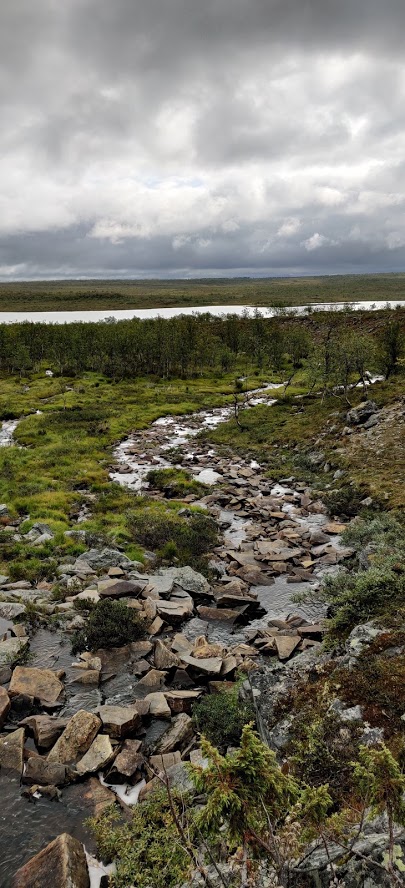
[{"xmin": 0, "ymin": 300, "xmax": 404, "ymax": 323}]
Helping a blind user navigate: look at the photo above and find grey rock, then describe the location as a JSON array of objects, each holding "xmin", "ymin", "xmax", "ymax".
[
  {"xmin": 0, "ymin": 602, "xmax": 26, "ymax": 620},
  {"xmin": 80, "ymin": 548, "xmax": 133, "ymax": 570},
  {"xmin": 24, "ymin": 522, "xmax": 54, "ymax": 541},
  {"xmin": 0, "ymin": 727, "xmax": 25, "ymax": 772},
  {"xmin": 361, "ymin": 725, "xmax": 385, "ymax": 747},
  {"xmin": 346, "ymin": 622, "xmax": 382, "ymax": 659},
  {"xmin": 161, "ymin": 566, "xmax": 211, "ymax": 597},
  {"xmin": 347, "ymin": 400, "xmax": 378, "ymax": 425},
  {"xmin": 0, "ymin": 637, "xmax": 29, "ymax": 668},
  {"xmin": 329, "ymin": 698, "xmax": 363, "ymax": 723},
  {"xmin": 268, "ymin": 715, "xmax": 294, "ymax": 752}
]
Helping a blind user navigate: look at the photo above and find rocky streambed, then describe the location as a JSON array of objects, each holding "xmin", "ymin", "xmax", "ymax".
[{"xmin": 0, "ymin": 386, "xmax": 355, "ymax": 886}]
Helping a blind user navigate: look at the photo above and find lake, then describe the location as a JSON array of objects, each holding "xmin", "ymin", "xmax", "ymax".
[{"xmin": 0, "ymin": 300, "xmax": 404, "ymax": 323}]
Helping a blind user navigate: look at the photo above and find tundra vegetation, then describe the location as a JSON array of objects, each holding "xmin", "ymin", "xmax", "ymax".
[
  {"xmin": 1, "ymin": 271, "xmax": 405, "ymax": 311},
  {"xmin": 0, "ymin": 305, "xmax": 404, "ymax": 887}
]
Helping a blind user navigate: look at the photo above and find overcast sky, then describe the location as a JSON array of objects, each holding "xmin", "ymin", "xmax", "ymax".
[{"xmin": 1, "ymin": 0, "xmax": 405, "ymax": 280}]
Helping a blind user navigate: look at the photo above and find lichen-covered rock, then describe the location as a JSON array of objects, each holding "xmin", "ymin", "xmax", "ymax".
[{"xmin": 47, "ymin": 711, "xmax": 101, "ymax": 763}]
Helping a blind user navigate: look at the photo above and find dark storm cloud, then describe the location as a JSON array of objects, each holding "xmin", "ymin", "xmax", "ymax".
[{"xmin": 0, "ymin": 0, "xmax": 405, "ymax": 279}]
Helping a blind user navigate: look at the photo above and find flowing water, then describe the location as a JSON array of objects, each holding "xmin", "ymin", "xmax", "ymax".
[{"xmin": 1, "ymin": 381, "xmax": 342, "ymax": 884}]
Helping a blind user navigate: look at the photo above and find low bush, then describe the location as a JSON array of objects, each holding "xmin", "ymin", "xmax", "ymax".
[
  {"xmin": 128, "ymin": 504, "xmax": 218, "ymax": 569},
  {"xmin": 192, "ymin": 684, "xmax": 255, "ymax": 750},
  {"xmin": 71, "ymin": 598, "xmax": 146, "ymax": 653},
  {"xmin": 323, "ymin": 483, "xmax": 370, "ymax": 519},
  {"xmin": 146, "ymin": 467, "xmax": 206, "ymax": 499},
  {"xmin": 321, "ymin": 562, "xmax": 405, "ymax": 638},
  {"xmin": 89, "ymin": 791, "xmax": 192, "ymax": 888}
]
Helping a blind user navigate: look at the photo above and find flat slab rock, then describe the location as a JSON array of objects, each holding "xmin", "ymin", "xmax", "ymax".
[
  {"xmin": 12, "ymin": 832, "xmax": 90, "ymax": 888},
  {"xmin": 9, "ymin": 666, "xmax": 65, "ymax": 705},
  {"xmin": 179, "ymin": 653, "xmax": 223, "ymax": 676},
  {"xmin": 97, "ymin": 704, "xmax": 142, "ymax": 738}
]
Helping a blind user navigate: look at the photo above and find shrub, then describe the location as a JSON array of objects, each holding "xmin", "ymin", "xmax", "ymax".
[
  {"xmin": 89, "ymin": 792, "xmax": 192, "ymax": 888},
  {"xmin": 71, "ymin": 598, "xmax": 146, "ymax": 653},
  {"xmin": 146, "ymin": 467, "xmax": 206, "ymax": 499},
  {"xmin": 323, "ymin": 484, "xmax": 370, "ymax": 519},
  {"xmin": 192, "ymin": 684, "xmax": 255, "ymax": 750},
  {"xmin": 128, "ymin": 505, "xmax": 218, "ymax": 569},
  {"xmin": 322, "ymin": 562, "xmax": 405, "ymax": 637}
]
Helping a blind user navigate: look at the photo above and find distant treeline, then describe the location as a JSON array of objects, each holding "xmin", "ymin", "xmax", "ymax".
[{"xmin": 0, "ymin": 310, "xmax": 403, "ymax": 387}]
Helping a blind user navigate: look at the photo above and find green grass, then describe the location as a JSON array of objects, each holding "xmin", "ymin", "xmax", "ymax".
[
  {"xmin": 0, "ymin": 368, "xmax": 264, "ymax": 577},
  {"xmin": 1, "ymin": 272, "xmax": 405, "ymax": 311}
]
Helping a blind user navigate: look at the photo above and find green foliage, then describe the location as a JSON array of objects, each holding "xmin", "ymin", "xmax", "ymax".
[
  {"xmin": 321, "ymin": 562, "xmax": 405, "ymax": 637},
  {"xmin": 146, "ymin": 467, "xmax": 207, "ymax": 498},
  {"xmin": 127, "ymin": 503, "xmax": 218, "ymax": 568},
  {"xmin": 89, "ymin": 793, "xmax": 192, "ymax": 888},
  {"xmin": 71, "ymin": 597, "xmax": 145, "ymax": 653},
  {"xmin": 191, "ymin": 724, "xmax": 299, "ymax": 849},
  {"xmin": 323, "ymin": 483, "xmax": 370, "ymax": 519},
  {"xmin": 192, "ymin": 685, "xmax": 255, "ymax": 750},
  {"xmin": 342, "ymin": 511, "xmax": 405, "ymax": 559},
  {"xmin": 353, "ymin": 744, "xmax": 405, "ymax": 826}
]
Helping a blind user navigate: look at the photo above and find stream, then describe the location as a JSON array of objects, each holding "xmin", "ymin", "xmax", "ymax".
[{"xmin": 0, "ymin": 381, "xmax": 347, "ymax": 886}]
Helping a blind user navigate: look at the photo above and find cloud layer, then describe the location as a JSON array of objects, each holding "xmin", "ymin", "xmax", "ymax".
[{"xmin": 1, "ymin": 0, "xmax": 405, "ymax": 279}]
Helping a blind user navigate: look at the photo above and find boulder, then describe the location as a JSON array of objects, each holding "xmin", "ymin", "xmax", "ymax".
[
  {"xmin": 274, "ymin": 635, "xmax": 301, "ymax": 660},
  {"xmin": 83, "ymin": 776, "xmax": 117, "ymax": 817},
  {"xmin": 144, "ymin": 692, "xmax": 171, "ymax": 719},
  {"xmin": 0, "ymin": 685, "xmax": 10, "ymax": 728},
  {"xmin": 155, "ymin": 598, "xmax": 194, "ymax": 624},
  {"xmin": 347, "ymin": 400, "xmax": 378, "ymax": 425},
  {"xmin": 143, "ymin": 575, "xmax": 175, "ymax": 598},
  {"xmin": 47, "ymin": 711, "xmax": 101, "ymax": 763},
  {"xmin": 162, "ymin": 567, "xmax": 211, "ymax": 597},
  {"xmin": 19, "ymin": 715, "xmax": 67, "ymax": 750},
  {"xmin": 9, "ymin": 667, "xmax": 65, "ymax": 705},
  {"xmin": 12, "ymin": 833, "xmax": 90, "ymax": 888},
  {"xmin": 164, "ymin": 690, "xmax": 203, "ymax": 714},
  {"xmin": 154, "ymin": 640, "xmax": 180, "ymax": 670},
  {"xmin": 0, "ymin": 727, "xmax": 24, "ymax": 772},
  {"xmin": 97, "ymin": 704, "xmax": 141, "ymax": 738},
  {"xmin": 135, "ymin": 668, "xmax": 166, "ymax": 689},
  {"xmin": 0, "ymin": 637, "xmax": 29, "ymax": 668},
  {"xmin": 80, "ymin": 548, "xmax": 133, "ymax": 570},
  {"xmin": 23, "ymin": 756, "xmax": 69, "ymax": 787},
  {"xmin": 107, "ymin": 739, "xmax": 144, "ymax": 782},
  {"xmin": 139, "ymin": 761, "xmax": 194, "ymax": 800},
  {"xmin": 149, "ymin": 751, "xmax": 181, "ymax": 770},
  {"xmin": 179, "ymin": 654, "xmax": 223, "ymax": 676},
  {"xmin": 98, "ymin": 579, "xmax": 145, "ymax": 598},
  {"xmin": 196, "ymin": 606, "xmax": 239, "ymax": 625},
  {"xmin": 0, "ymin": 602, "xmax": 26, "ymax": 620},
  {"xmin": 155, "ymin": 713, "xmax": 194, "ymax": 754},
  {"xmin": 345, "ymin": 622, "xmax": 383, "ymax": 659},
  {"xmin": 76, "ymin": 734, "xmax": 115, "ymax": 776}
]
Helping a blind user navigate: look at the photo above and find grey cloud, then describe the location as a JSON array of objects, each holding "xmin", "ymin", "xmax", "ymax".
[{"xmin": 1, "ymin": 0, "xmax": 405, "ymax": 278}]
